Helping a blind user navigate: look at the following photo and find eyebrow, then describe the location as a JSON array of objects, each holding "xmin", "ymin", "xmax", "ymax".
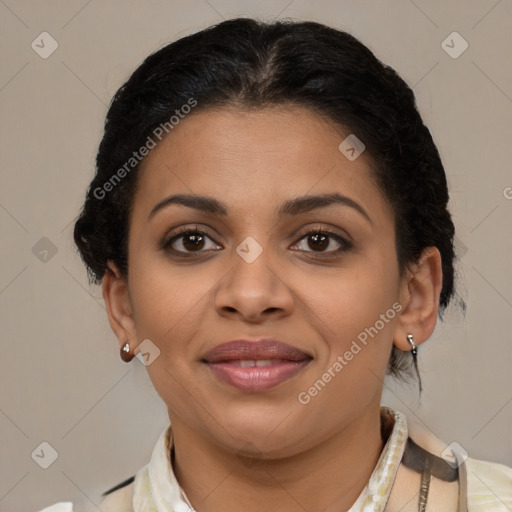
[{"xmin": 148, "ymin": 192, "xmax": 372, "ymax": 224}]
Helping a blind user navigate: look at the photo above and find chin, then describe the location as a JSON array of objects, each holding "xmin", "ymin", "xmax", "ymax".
[{"xmin": 212, "ymin": 403, "xmax": 306, "ymax": 455}]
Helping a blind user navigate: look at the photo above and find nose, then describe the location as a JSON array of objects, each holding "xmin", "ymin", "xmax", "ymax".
[{"xmin": 214, "ymin": 242, "xmax": 294, "ymax": 323}]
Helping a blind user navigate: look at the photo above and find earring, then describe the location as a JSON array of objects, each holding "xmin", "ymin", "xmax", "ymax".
[
  {"xmin": 120, "ymin": 342, "xmax": 134, "ymax": 362},
  {"xmin": 407, "ymin": 334, "xmax": 417, "ymax": 357},
  {"xmin": 407, "ymin": 334, "xmax": 422, "ymax": 393}
]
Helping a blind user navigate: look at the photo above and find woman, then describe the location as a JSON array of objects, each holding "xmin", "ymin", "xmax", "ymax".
[{"xmin": 43, "ymin": 17, "xmax": 511, "ymax": 512}]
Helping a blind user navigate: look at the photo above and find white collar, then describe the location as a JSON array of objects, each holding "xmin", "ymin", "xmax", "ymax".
[{"xmin": 132, "ymin": 407, "xmax": 408, "ymax": 512}]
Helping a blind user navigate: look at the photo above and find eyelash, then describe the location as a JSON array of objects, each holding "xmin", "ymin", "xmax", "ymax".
[{"xmin": 161, "ymin": 225, "xmax": 352, "ymax": 258}]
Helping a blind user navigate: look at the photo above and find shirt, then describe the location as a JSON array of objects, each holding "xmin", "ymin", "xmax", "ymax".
[{"xmin": 38, "ymin": 407, "xmax": 512, "ymax": 512}]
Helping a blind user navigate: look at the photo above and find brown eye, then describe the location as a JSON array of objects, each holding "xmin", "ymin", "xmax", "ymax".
[
  {"xmin": 292, "ymin": 229, "xmax": 351, "ymax": 255},
  {"xmin": 162, "ymin": 227, "xmax": 221, "ymax": 255},
  {"xmin": 307, "ymin": 232, "xmax": 329, "ymax": 251},
  {"xmin": 181, "ymin": 232, "xmax": 206, "ymax": 251}
]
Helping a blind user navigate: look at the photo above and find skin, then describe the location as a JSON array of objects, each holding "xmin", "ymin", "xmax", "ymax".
[{"xmin": 103, "ymin": 105, "xmax": 443, "ymax": 512}]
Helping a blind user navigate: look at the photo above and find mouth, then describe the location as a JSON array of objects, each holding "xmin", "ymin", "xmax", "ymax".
[{"xmin": 201, "ymin": 338, "xmax": 313, "ymax": 392}]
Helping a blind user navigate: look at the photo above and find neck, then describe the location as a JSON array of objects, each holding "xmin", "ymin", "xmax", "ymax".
[{"xmin": 170, "ymin": 405, "xmax": 387, "ymax": 512}]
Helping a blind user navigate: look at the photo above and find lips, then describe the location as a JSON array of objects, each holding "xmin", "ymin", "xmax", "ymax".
[{"xmin": 202, "ymin": 339, "xmax": 312, "ymax": 392}]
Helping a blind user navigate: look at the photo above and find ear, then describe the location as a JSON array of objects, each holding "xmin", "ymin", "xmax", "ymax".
[
  {"xmin": 393, "ymin": 247, "xmax": 443, "ymax": 350},
  {"xmin": 102, "ymin": 261, "xmax": 138, "ymax": 352}
]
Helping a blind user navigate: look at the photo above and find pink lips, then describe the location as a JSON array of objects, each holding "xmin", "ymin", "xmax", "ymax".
[{"xmin": 202, "ymin": 339, "xmax": 312, "ymax": 392}]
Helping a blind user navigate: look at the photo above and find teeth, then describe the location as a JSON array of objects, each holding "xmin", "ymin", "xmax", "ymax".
[
  {"xmin": 256, "ymin": 359, "xmax": 273, "ymax": 367},
  {"xmin": 238, "ymin": 360, "xmax": 276, "ymax": 367}
]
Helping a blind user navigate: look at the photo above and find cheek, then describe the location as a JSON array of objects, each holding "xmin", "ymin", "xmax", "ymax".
[
  {"xmin": 129, "ymin": 255, "xmax": 213, "ymax": 343},
  {"xmin": 128, "ymin": 265, "xmax": 212, "ymax": 419},
  {"xmin": 302, "ymin": 254, "xmax": 399, "ymax": 377},
  {"xmin": 297, "ymin": 276, "xmax": 399, "ymax": 418},
  {"xmin": 308, "ymin": 262, "xmax": 398, "ymax": 333}
]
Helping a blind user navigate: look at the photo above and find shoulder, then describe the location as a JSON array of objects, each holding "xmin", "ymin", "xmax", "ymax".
[
  {"xmin": 97, "ymin": 479, "xmax": 135, "ymax": 512},
  {"xmin": 37, "ymin": 425, "xmax": 170, "ymax": 512},
  {"xmin": 36, "ymin": 478, "xmax": 135, "ymax": 512},
  {"xmin": 400, "ymin": 411, "xmax": 512, "ymax": 510},
  {"xmin": 466, "ymin": 456, "xmax": 512, "ymax": 511},
  {"xmin": 38, "ymin": 504, "xmax": 74, "ymax": 512}
]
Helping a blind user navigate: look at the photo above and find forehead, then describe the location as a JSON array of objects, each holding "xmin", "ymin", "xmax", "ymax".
[{"xmin": 132, "ymin": 105, "xmax": 391, "ymax": 223}]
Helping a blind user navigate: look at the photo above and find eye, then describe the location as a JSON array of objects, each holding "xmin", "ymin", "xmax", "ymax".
[
  {"xmin": 161, "ymin": 225, "xmax": 351, "ymax": 258},
  {"xmin": 162, "ymin": 226, "xmax": 222, "ymax": 255},
  {"xmin": 291, "ymin": 228, "xmax": 352, "ymax": 255}
]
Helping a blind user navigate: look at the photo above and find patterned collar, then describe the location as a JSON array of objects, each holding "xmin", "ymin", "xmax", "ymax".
[{"xmin": 132, "ymin": 407, "xmax": 408, "ymax": 512}]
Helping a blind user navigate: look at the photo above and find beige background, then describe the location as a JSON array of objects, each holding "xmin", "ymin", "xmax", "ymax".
[{"xmin": 1, "ymin": 1, "xmax": 511, "ymax": 510}]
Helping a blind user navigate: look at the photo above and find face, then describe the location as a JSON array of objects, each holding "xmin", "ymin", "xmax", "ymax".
[{"xmin": 111, "ymin": 105, "xmax": 412, "ymax": 458}]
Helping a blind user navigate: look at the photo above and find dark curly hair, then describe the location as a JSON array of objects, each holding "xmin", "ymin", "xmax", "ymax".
[{"xmin": 73, "ymin": 17, "xmax": 458, "ymax": 383}]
